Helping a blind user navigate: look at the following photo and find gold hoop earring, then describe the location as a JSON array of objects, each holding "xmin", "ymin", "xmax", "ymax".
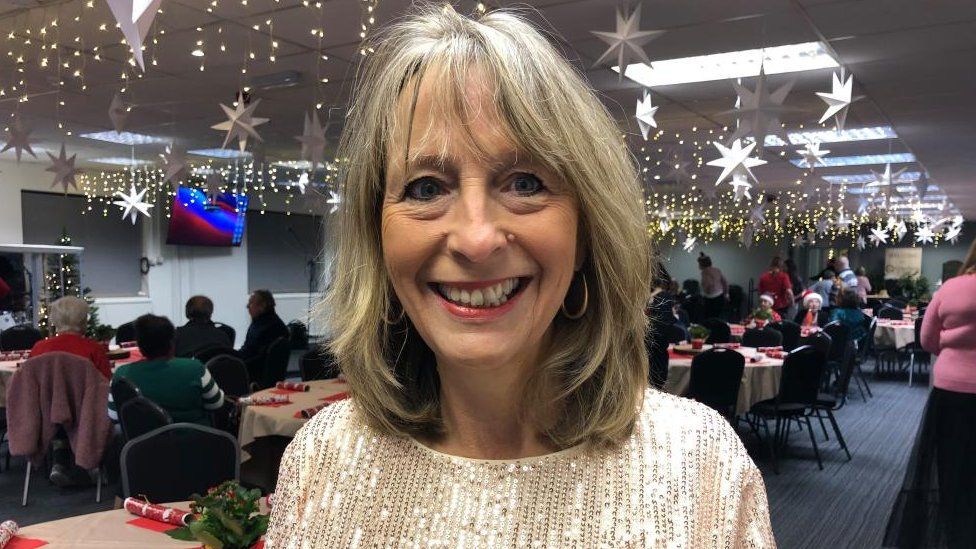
[{"xmin": 561, "ymin": 272, "xmax": 589, "ymax": 320}]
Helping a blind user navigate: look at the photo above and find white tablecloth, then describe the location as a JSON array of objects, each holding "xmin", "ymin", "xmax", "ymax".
[
  {"xmin": 0, "ymin": 359, "xmax": 21, "ymax": 408},
  {"xmin": 875, "ymin": 321, "xmax": 915, "ymax": 349},
  {"xmin": 664, "ymin": 346, "xmax": 783, "ymax": 414}
]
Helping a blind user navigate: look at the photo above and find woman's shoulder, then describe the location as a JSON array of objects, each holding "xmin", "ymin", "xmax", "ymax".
[
  {"xmin": 285, "ymin": 398, "xmax": 366, "ymax": 458},
  {"xmin": 637, "ymin": 389, "xmax": 750, "ymax": 466}
]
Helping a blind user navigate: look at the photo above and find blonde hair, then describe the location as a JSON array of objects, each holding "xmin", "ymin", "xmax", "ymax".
[
  {"xmin": 324, "ymin": 3, "xmax": 651, "ymax": 448},
  {"xmin": 960, "ymin": 237, "xmax": 976, "ymax": 276},
  {"xmin": 50, "ymin": 296, "xmax": 89, "ymax": 335}
]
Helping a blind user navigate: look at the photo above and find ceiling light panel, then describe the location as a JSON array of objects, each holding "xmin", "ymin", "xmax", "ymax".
[
  {"xmin": 188, "ymin": 148, "xmax": 252, "ymax": 159},
  {"xmin": 81, "ymin": 131, "xmax": 170, "ymax": 145},
  {"xmin": 616, "ymin": 41, "xmax": 839, "ymax": 87},
  {"xmin": 89, "ymin": 157, "xmax": 154, "ymax": 166},
  {"xmin": 822, "ymin": 171, "xmax": 923, "ymax": 185},
  {"xmin": 763, "ymin": 126, "xmax": 897, "ymax": 147},
  {"xmin": 791, "ymin": 152, "xmax": 915, "ymax": 168}
]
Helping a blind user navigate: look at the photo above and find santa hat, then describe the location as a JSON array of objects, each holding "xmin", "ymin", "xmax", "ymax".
[
  {"xmin": 801, "ymin": 290, "xmax": 823, "ymax": 308},
  {"xmin": 759, "ymin": 293, "xmax": 775, "ymax": 306}
]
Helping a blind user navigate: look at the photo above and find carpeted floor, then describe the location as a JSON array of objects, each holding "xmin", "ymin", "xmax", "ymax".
[{"xmin": 0, "ymin": 374, "xmax": 929, "ymax": 549}]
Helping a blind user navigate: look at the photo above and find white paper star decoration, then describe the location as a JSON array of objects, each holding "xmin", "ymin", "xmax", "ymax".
[
  {"xmin": 730, "ymin": 171, "xmax": 753, "ymax": 202},
  {"xmin": 45, "ymin": 143, "xmax": 82, "ymax": 192},
  {"xmin": 1, "ymin": 118, "xmax": 37, "ymax": 162},
  {"xmin": 796, "ymin": 142, "xmax": 830, "ymax": 170},
  {"xmin": 816, "ymin": 71, "xmax": 860, "ymax": 131},
  {"xmin": 591, "ymin": 5, "xmax": 664, "ymax": 79},
  {"xmin": 658, "ymin": 218, "xmax": 671, "ymax": 233},
  {"xmin": 109, "ymin": 93, "xmax": 130, "ymax": 134},
  {"xmin": 710, "ymin": 219, "xmax": 722, "ymax": 235},
  {"xmin": 212, "ymin": 93, "xmax": 269, "ymax": 152},
  {"xmin": 662, "ymin": 150, "xmax": 692, "ymax": 184},
  {"xmin": 295, "ymin": 110, "xmax": 328, "ymax": 171},
  {"xmin": 707, "ymin": 139, "xmax": 766, "ymax": 188},
  {"xmin": 723, "ymin": 68, "xmax": 796, "ymax": 149},
  {"xmin": 834, "ymin": 208, "xmax": 853, "ymax": 229},
  {"xmin": 815, "ymin": 218, "xmax": 830, "ymax": 236},
  {"xmin": 792, "ymin": 235, "xmax": 807, "ymax": 248},
  {"xmin": 856, "ymin": 235, "xmax": 866, "ymax": 251},
  {"xmin": 296, "ymin": 171, "xmax": 309, "ymax": 194},
  {"xmin": 326, "ymin": 190, "xmax": 341, "ymax": 214},
  {"xmin": 868, "ymin": 163, "xmax": 908, "ymax": 188},
  {"xmin": 914, "ymin": 225, "xmax": 935, "ymax": 244},
  {"xmin": 893, "ymin": 220, "xmax": 908, "ymax": 242},
  {"xmin": 105, "ymin": 0, "xmax": 163, "ymax": 72},
  {"xmin": 635, "ymin": 90, "xmax": 658, "ymax": 140},
  {"xmin": 159, "ymin": 145, "xmax": 187, "ymax": 193},
  {"xmin": 869, "ymin": 226, "xmax": 889, "ymax": 246},
  {"xmin": 113, "ymin": 183, "xmax": 153, "ymax": 224},
  {"xmin": 749, "ymin": 204, "xmax": 766, "ymax": 225},
  {"xmin": 682, "ymin": 236, "xmax": 697, "ymax": 253},
  {"xmin": 944, "ymin": 225, "xmax": 962, "ymax": 244}
]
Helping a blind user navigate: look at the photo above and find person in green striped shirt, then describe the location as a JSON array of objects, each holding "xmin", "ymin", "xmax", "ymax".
[{"xmin": 108, "ymin": 314, "xmax": 225, "ymax": 426}]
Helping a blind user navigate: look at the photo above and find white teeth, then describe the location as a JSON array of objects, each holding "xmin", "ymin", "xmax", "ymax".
[
  {"xmin": 470, "ymin": 289, "xmax": 484, "ymax": 306},
  {"xmin": 460, "ymin": 289, "xmax": 471, "ymax": 304},
  {"xmin": 436, "ymin": 277, "xmax": 522, "ymax": 308},
  {"xmin": 450, "ymin": 287, "xmax": 460, "ymax": 301}
]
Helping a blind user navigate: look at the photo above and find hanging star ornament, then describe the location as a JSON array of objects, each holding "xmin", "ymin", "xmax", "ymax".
[
  {"xmin": 815, "ymin": 218, "xmax": 830, "ymax": 236},
  {"xmin": 722, "ymin": 68, "xmax": 797, "ymax": 150},
  {"xmin": 915, "ymin": 225, "xmax": 936, "ymax": 244},
  {"xmin": 707, "ymin": 138, "xmax": 766, "ymax": 187},
  {"xmin": 212, "ymin": 92, "xmax": 269, "ymax": 152},
  {"xmin": 749, "ymin": 204, "xmax": 766, "ymax": 225},
  {"xmin": 796, "ymin": 142, "xmax": 830, "ymax": 170},
  {"xmin": 113, "ymin": 183, "xmax": 153, "ymax": 224},
  {"xmin": 867, "ymin": 163, "xmax": 908, "ymax": 188},
  {"xmin": 591, "ymin": 5, "xmax": 664, "ymax": 80},
  {"xmin": 856, "ymin": 235, "xmax": 867, "ymax": 251},
  {"xmin": 661, "ymin": 150, "xmax": 692, "ymax": 184},
  {"xmin": 730, "ymin": 171, "xmax": 753, "ymax": 202},
  {"xmin": 1, "ymin": 118, "xmax": 37, "ymax": 162},
  {"xmin": 792, "ymin": 235, "xmax": 808, "ymax": 248},
  {"xmin": 295, "ymin": 171, "xmax": 309, "ymax": 194},
  {"xmin": 108, "ymin": 92, "xmax": 130, "ymax": 134},
  {"xmin": 635, "ymin": 90, "xmax": 658, "ymax": 140},
  {"xmin": 834, "ymin": 208, "xmax": 853, "ymax": 229},
  {"xmin": 295, "ymin": 109, "xmax": 327, "ymax": 171},
  {"xmin": 944, "ymin": 225, "xmax": 962, "ymax": 244},
  {"xmin": 892, "ymin": 220, "xmax": 908, "ymax": 242},
  {"xmin": 45, "ymin": 143, "xmax": 81, "ymax": 192},
  {"xmin": 682, "ymin": 236, "xmax": 697, "ymax": 253},
  {"xmin": 159, "ymin": 145, "xmax": 187, "ymax": 193},
  {"xmin": 105, "ymin": 0, "xmax": 163, "ymax": 72},
  {"xmin": 816, "ymin": 71, "xmax": 861, "ymax": 131},
  {"xmin": 326, "ymin": 190, "xmax": 341, "ymax": 214},
  {"xmin": 869, "ymin": 226, "xmax": 890, "ymax": 246}
]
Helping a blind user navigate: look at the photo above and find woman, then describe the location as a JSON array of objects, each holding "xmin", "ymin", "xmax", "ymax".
[
  {"xmin": 828, "ymin": 289, "xmax": 867, "ymax": 343},
  {"xmin": 758, "ymin": 256, "xmax": 793, "ymax": 320},
  {"xmin": 886, "ymin": 238, "xmax": 976, "ymax": 548},
  {"xmin": 267, "ymin": 6, "xmax": 772, "ymax": 546},
  {"xmin": 855, "ymin": 267, "xmax": 872, "ymax": 305},
  {"xmin": 699, "ymin": 252, "xmax": 729, "ymax": 320},
  {"xmin": 30, "ymin": 296, "xmax": 112, "ymax": 379},
  {"xmin": 795, "ymin": 290, "xmax": 827, "ymax": 328}
]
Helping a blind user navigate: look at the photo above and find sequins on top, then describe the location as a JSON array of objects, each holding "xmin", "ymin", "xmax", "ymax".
[{"xmin": 266, "ymin": 388, "xmax": 775, "ymax": 548}]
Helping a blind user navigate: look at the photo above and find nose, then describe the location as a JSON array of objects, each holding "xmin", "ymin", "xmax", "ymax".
[{"xmin": 445, "ymin": 182, "xmax": 507, "ymax": 264}]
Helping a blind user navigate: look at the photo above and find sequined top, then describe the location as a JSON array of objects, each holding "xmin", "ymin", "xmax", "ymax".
[{"xmin": 266, "ymin": 389, "xmax": 775, "ymax": 548}]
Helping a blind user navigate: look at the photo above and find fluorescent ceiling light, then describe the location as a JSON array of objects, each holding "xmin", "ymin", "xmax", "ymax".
[
  {"xmin": 616, "ymin": 41, "xmax": 839, "ymax": 87},
  {"xmin": 791, "ymin": 152, "xmax": 915, "ymax": 168},
  {"xmin": 89, "ymin": 157, "xmax": 154, "ymax": 166},
  {"xmin": 272, "ymin": 160, "xmax": 313, "ymax": 170},
  {"xmin": 188, "ymin": 148, "xmax": 252, "ymax": 159},
  {"xmin": 81, "ymin": 131, "xmax": 170, "ymax": 145},
  {"xmin": 191, "ymin": 166, "xmax": 215, "ymax": 175},
  {"xmin": 823, "ymin": 171, "xmax": 922, "ymax": 185},
  {"xmin": 764, "ymin": 126, "xmax": 897, "ymax": 147}
]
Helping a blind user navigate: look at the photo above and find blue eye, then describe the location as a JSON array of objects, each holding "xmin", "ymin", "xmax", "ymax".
[
  {"xmin": 511, "ymin": 173, "xmax": 544, "ymax": 196},
  {"xmin": 404, "ymin": 177, "xmax": 444, "ymax": 201}
]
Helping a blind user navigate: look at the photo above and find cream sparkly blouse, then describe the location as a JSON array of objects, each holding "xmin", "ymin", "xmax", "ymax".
[{"xmin": 266, "ymin": 389, "xmax": 775, "ymax": 548}]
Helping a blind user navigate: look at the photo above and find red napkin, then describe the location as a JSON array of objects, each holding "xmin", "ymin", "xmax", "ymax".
[
  {"xmin": 126, "ymin": 517, "xmax": 179, "ymax": 533},
  {"xmin": 5, "ymin": 538, "xmax": 48, "ymax": 549},
  {"xmin": 320, "ymin": 391, "xmax": 349, "ymax": 403}
]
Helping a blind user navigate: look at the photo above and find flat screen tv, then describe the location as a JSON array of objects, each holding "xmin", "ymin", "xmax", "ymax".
[{"xmin": 166, "ymin": 186, "xmax": 248, "ymax": 246}]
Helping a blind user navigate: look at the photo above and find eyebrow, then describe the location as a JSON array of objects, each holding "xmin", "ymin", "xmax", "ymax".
[{"xmin": 404, "ymin": 150, "xmax": 525, "ymax": 175}]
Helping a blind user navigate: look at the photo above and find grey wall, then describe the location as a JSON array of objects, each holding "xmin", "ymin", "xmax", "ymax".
[
  {"xmin": 21, "ymin": 191, "xmax": 143, "ymax": 297},
  {"xmin": 246, "ymin": 211, "xmax": 325, "ymax": 293}
]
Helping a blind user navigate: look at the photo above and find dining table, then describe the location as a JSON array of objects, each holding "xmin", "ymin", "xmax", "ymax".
[
  {"xmin": 874, "ymin": 318, "xmax": 916, "ymax": 349},
  {"xmin": 664, "ymin": 345, "xmax": 784, "ymax": 415}
]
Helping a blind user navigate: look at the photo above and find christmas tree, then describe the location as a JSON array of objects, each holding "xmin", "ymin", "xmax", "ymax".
[{"xmin": 38, "ymin": 228, "xmax": 114, "ymax": 340}]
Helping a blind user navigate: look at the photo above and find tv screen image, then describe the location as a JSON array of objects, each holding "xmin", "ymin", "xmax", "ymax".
[{"xmin": 166, "ymin": 186, "xmax": 248, "ymax": 246}]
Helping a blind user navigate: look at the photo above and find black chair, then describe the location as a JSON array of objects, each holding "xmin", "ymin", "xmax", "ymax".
[
  {"xmin": 799, "ymin": 331, "xmax": 832, "ymax": 363},
  {"xmin": 886, "ymin": 299, "xmax": 907, "ymax": 310},
  {"xmin": 701, "ymin": 318, "xmax": 731, "ymax": 344},
  {"xmin": 900, "ymin": 316, "xmax": 930, "ymax": 386},
  {"xmin": 193, "ymin": 346, "xmax": 237, "ymax": 364},
  {"xmin": 110, "ymin": 377, "xmax": 141, "ymax": 417},
  {"xmin": 206, "ymin": 354, "xmax": 251, "ymax": 398},
  {"xmin": 645, "ymin": 329, "xmax": 669, "ymax": 389},
  {"xmin": 299, "ymin": 347, "xmax": 340, "ymax": 382},
  {"xmin": 742, "ymin": 327, "xmax": 783, "ymax": 348},
  {"xmin": 823, "ymin": 322, "xmax": 851, "ymax": 387},
  {"xmin": 877, "ymin": 305, "xmax": 904, "ymax": 320},
  {"xmin": 120, "ymin": 423, "xmax": 239, "ymax": 502},
  {"xmin": 0, "ymin": 324, "xmax": 42, "ymax": 351},
  {"xmin": 657, "ymin": 322, "xmax": 687, "ymax": 345},
  {"xmin": 813, "ymin": 340, "xmax": 854, "ymax": 462},
  {"xmin": 728, "ymin": 285, "xmax": 745, "ymax": 322},
  {"xmin": 686, "ymin": 348, "xmax": 745, "ymax": 422},
  {"xmin": 851, "ymin": 317, "xmax": 875, "ymax": 400},
  {"xmin": 115, "ymin": 321, "xmax": 136, "ymax": 344},
  {"xmin": 770, "ymin": 320, "xmax": 801, "ymax": 351},
  {"xmin": 748, "ymin": 346, "xmax": 828, "ymax": 472},
  {"xmin": 214, "ymin": 323, "xmax": 236, "ymax": 346},
  {"xmin": 118, "ymin": 396, "xmax": 173, "ymax": 442},
  {"xmin": 257, "ymin": 337, "xmax": 291, "ymax": 389}
]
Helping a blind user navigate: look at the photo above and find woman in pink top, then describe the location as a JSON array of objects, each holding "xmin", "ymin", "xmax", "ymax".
[{"xmin": 886, "ymin": 238, "xmax": 976, "ymax": 548}]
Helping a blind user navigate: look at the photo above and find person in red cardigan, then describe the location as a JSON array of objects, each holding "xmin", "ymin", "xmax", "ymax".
[{"xmin": 31, "ymin": 296, "xmax": 112, "ymax": 379}]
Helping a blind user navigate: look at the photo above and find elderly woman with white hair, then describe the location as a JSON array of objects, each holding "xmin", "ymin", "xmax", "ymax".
[
  {"xmin": 30, "ymin": 295, "xmax": 112, "ymax": 379},
  {"xmin": 267, "ymin": 5, "xmax": 773, "ymax": 547}
]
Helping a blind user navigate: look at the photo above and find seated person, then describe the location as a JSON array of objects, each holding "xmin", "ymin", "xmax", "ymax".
[
  {"xmin": 239, "ymin": 289, "xmax": 289, "ymax": 381},
  {"xmin": 31, "ymin": 296, "xmax": 112, "ymax": 379},
  {"xmin": 829, "ymin": 289, "xmax": 869, "ymax": 344},
  {"xmin": 795, "ymin": 290, "xmax": 828, "ymax": 328},
  {"xmin": 749, "ymin": 294, "xmax": 782, "ymax": 323},
  {"xmin": 109, "ymin": 314, "xmax": 225, "ymax": 426},
  {"xmin": 174, "ymin": 295, "xmax": 232, "ymax": 358}
]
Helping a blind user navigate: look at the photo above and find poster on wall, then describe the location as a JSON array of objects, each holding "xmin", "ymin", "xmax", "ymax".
[{"xmin": 885, "ymin": 248, "xmax": 923, "ymax": 279}]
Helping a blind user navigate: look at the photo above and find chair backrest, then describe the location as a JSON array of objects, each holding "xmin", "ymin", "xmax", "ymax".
[
  {"xmin": 728, "ymin": 285, "xmax": 744, "ymax": 322},
  {"xmin": 213, "ymin": 323, "xmax": 236, "ymax": 346},
  {"xmin": 914, "ymin": 316, "xmax": 924, "ymax": 344},
  {"xmin": 822, "ymin": 321, "xmax": 850, "ymax": 362},
  {"xmin": 645, "ymin": 328, "xmax": 669, "ymax": 389},
  {"xmin": 832, "ymin": 340, "xmax": 857, "ymax": 402},
  {"xmin": 799, "ymin": 330, "xmax": 832, "ymax": 360},
  {"xmin": 299, "ymin": 347, "xmax": 339, "ymax": 382},
  {"xmin": 119, "ymin": 396, "xmax": 173, "ymax": 442},
  {"xmin": 657, "ymin": 322, "xmax": 686, "ymax": 345},
  {"xmin": 877, "ymin": 305, "xmax": 904, "ymax": 320},
  {"xmin": 193, "ymin": 345, "xmax": 237, "ymax": 364},
  {"xmin": 742, "ymin": 327, "xmax": 783, "ymax": 348},
  {"xmin": 259, "ymin": 336, "xmax": 291, "ymax": 389},
  {"xmin": 115, "ymin": 321, "xmax": 136, "ymax": 344},
  {"xmin": 120, "ymin": 423, "xmax": 239, "ymax": 501},
  {"xmin": 205, "ymin": 354, "xmax": 251, "ymax": 398},
  {"xmin": 0, "ymin": 324, "xmax": 43, "ymax": 351},
  {"xmin": 682, "ymin": 279, "xmax": 701, "ymax": 296},
  {"xmin": 769, "ymin": 320, "xmax": 801, "ymax": 351},
  {"xmin": 777, "ymin": 345, "xmax": 826, "ymax": 406},
  {"xmin": 110, "ymin": 376, "xmax": 141, "ymax": 413},
  {"xmin": 686, "ymin": 348, "xmax": 745, "ymax": 419},
  {"xmin": 701, "ymin": 318, "xmax": 732, "ymax": 344}
]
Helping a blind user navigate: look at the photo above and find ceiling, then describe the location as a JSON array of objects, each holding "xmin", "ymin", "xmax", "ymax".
[{"xmin": 1, "ymin": 0, "xmax": 974, "ymax": 218}]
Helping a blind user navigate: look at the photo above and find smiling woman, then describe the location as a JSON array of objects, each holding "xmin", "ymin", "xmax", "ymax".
[{"xmin": 266, "ymin": 3, "xmax": 773, "ymax": 547}]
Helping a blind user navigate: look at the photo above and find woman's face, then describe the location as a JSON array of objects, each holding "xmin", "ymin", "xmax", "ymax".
[
  {"xmin": 760, "ymin": 300, "xmax": 772, "ymax": 311},
  {"xmin": 381, "ymin": 75, "xmax": 581, "ymax": 372}
]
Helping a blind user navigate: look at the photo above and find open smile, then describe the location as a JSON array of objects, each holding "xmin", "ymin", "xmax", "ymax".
[{"xmin": 427, "ymin": 276, "xmax": 532, "ymax": 319}]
